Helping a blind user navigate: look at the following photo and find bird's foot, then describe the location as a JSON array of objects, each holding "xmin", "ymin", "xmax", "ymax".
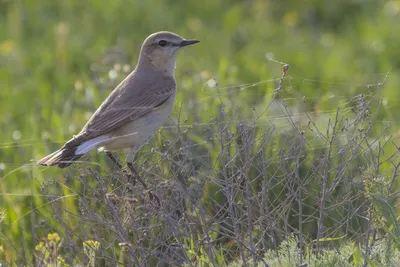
[{"xmin": 127, "ymin": 162, "xmax": 161, "ymax": 207}]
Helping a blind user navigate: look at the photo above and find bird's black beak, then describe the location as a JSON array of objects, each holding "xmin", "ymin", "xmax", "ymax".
[{"xmin": 179, "ymin": 39, "xmax": 200, "ymax": 47}]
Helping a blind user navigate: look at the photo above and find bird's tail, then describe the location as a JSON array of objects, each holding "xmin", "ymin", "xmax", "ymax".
[{"xmin": 37, "ymin": 143, "xmax": 83, "ymax": 168}]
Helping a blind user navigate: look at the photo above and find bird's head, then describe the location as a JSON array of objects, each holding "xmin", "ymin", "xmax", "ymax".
[{"xmin": 138, "ymin": 31, "xmax": 199, "ymax": 75}]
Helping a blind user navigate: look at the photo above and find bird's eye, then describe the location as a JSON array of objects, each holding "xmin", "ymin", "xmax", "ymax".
[{"xmin": 158, "ymin": 40, "xmax": 168, "ymax": 47}]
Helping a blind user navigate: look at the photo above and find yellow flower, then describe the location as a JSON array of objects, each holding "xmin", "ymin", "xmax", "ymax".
[{"xmin": 47, "ymin": 232, "xmax": 61, "ymax": 243}]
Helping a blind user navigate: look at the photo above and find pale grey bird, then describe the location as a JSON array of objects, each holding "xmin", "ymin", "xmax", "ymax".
[{"xmin": 37, "ymin": 31, "xmax": 199, "ymax": 169}]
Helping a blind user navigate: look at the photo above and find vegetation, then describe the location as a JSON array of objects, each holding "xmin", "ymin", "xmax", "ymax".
[{"xmin": 1, "ymin": 0, "xmax": 400, "ymax": 266}]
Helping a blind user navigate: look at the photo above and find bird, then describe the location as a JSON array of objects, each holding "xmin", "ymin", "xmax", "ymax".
[{"xmin": 37, "ymin": 31, "xmax": 199, "ymax": 170}]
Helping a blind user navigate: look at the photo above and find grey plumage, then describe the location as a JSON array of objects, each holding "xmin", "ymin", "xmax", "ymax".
[{"xmin": 37, "ymin": 31, "xmax": 198, "ymax": 168}]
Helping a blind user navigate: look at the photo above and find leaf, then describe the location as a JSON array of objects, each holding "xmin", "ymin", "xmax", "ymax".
[
  {"xmin": 313, "ymin": 236, "xmax": 346, "ymax": 242},
  {"xmin": 352, "ymin": 243, "xmax": 362, "ymax": 266},
  {"xmin": 372, "ymin": 194, "xmax": 400, "ymax": 236}
]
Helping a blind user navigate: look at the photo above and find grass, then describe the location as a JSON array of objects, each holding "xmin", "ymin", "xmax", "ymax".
[{"xmin": 1, "ymin": 0, "xmax": 400, "ymax": 266}]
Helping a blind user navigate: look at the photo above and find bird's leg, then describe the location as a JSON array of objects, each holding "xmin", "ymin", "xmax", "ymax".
[
  {"xmin": 126, "ymin": 150, "xmax": 160, "ymax": 206},
  {"xmin": 126, "ymin": 162, "xmax": 160, "ymax": 206},
  {"xmin": 126, "ymin": 162, "xmax": 149, "ymax": 191},
  {"xmin": 106, "ymin": 152, "xmax": 136, "ymax": 185},
  {"xmin": 106, "ymin": 151, "xmax": 123, "ymax": 169}
]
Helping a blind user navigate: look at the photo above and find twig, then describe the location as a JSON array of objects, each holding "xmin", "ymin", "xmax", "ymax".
[{"xmin": 87, "ymin": 168, "xmax": 142, "ymax": 266}]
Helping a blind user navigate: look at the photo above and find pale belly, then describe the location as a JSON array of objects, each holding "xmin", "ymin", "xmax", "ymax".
[{"xmin": 101, "ymin": 93, "xmax": 175, "ymax": 152}]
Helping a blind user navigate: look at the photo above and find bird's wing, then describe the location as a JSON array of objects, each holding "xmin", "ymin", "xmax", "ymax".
[{"xmin": 71, "ymin": 72, "xmax": 176, "ymax": 144}]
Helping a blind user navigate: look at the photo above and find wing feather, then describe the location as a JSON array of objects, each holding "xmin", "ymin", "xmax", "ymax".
[{"xmin": 69, "ymin": 71, "xmax": 176, "ymax": 145}]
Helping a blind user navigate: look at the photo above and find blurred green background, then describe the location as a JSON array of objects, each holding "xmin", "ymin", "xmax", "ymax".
[{"xmin": 1, "ymin": 0, "xmax": 400, "ymax": 264}]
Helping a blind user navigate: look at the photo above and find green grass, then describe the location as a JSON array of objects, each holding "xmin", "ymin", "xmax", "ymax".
[{"xmin": 1, "ymin": 0, "xmax": 400, "ymax": 265}]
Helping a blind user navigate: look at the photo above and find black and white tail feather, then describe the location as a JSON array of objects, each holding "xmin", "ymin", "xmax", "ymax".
[{"xmin": 37, "ymin": 139, "xmax": 83, "ymax": 168}]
